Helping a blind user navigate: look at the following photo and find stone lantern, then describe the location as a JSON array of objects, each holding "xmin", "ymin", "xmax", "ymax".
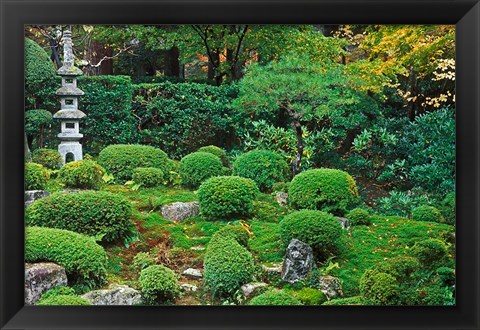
[{"xmin": 53, "ymin": 30, "xmax": 86, "ymax": 165}]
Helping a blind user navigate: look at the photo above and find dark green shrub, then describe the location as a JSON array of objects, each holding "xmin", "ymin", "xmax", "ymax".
[
  {"xmin": 233, "ymin": 150, "xmax": 290, "ymax": 192},
  {"xmin": 198, "ymin": 145, "xmax": 229, "ymax": 166},
  {"xmin": 419, "ymin": 284, "xmax": 455, "ymax": 305},
  {"xmin": 412, "ymin": 205, "xmax": 444, "ymax": 223},
  {"xmin": 438, "ymin": 193, "xmax": 455, "ymax": 225},
  {"xmin": 26, "ymin": 191, "xmax": 133, "ymax": 242},
  {"xmin": 291, "ymin": 288, "xmax": 326, "ymax": 305},
  {"xmin": 132, "ymin": 167, "xmax": 165, "ymax": 187},
  {"xmin": 25, "ymin": 227, "xmax": 107, "ymax": 288},
  {"xmin": 25, "ymin": 162, "xmax": 49, "ymax": 190},
  {"xmin": 25, "ymin": 110, "xmax": 53, "ymax": 149},
  {"xmin": 211, "ymin": 225, "xmax": 250, "ymax": 247},
  {"xmin": 139, "ymin": 265, "xmax": 179, "ymax": 304},
  {"xmin": 179, "ymin": 152, "xmax": 223, "ymax": 189},
  {"xmin": 279, "ymin": 210, "xmax": 343, "ymax": 260},
  {"xmin": 31, "ymin": 148, "xmax": 63, "ymax": 170},
  {"xmin": 249, "ymin": 290, "xmax": 302, "ymax": 305},
  {"xmin": 346, "ymin": 208, "xmax": 371, "ymax": 226},
  {"xmin": 374, "ymin": 256, "xmax": 420, "ymax": 283},
  {"xmin": 57, "ymin": 159, "xmax": 106, "ymax": 190},
  {"xmin": 359, "ymin": 270, "xmax": 399, "ymax": 305},
  {"xmin": 322, "ymin": 296, "xmax": 364, "ymax": 305},
  {"xmin": 410, "ymin": 238, "xmax": 449, "ymax": 268},
  {"xmin": 36, "ymin": 295, "xmax": 91, "ymax": 306},
  {"xmin": 98, "ymin": 144, "xmax": 169, "ymax": 183},
  {"xmin": 288, "ymin": 168, "xmax": 359, "ymax": 216},
  {"xmin": 436, "ymin": 267, "xmax": 455, "ymax": 287},
  {"xmin": 197, "ymin": 176, "xmax": 259, "ymax": 220},
  {"xmin": 132, "ymin": 252, "xmax": 157, "ymax": 271}
]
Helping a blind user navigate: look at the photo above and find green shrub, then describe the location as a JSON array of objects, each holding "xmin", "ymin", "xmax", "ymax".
[
  {"xmin": 346, "ymin": 208, "xmax": 371, "ymax": 226},
  {"xmin": 410, "ymin": 238, "xmax": 449, "ymax": 268},
  {"xmin": 139, "ymin": 265, "xmax": 179, "ymax": 304},
  {"xmin": 58, "ymin": 159, "xmax": 105, "ymax": 190},
  {"xmin": 359, "ymin": 270, "xmax": 399, "ymax": 305},
  {"xmin": 25, "ymin": 110, "xmax": 53, "ymax": 149},
  {"xmin": 291, "ymin": 288, "xmax": 326, "ymax": 305},
  {"xmin": 412, "ymin": 205, "xmax": 444, "ymax": 223},
  {"xmin": 288, "ymin": 168, "xmax": 359, "ymax": 216},
  {"xmin": 438, "ymin": 193, "xmax": 455, "ymax": 225},
  {"xmin": 26, "ymin": 191, "xmax": 133, "ymax": 242},
  {"xmin": 376, "ymin": 189, "xmax": 430, "ymax": 218},
  {"xmin": 279, "ymin": 210, "xmax": 343, "ymax": 260},
  {"xmin": 436, "ymin": 267, "xmax": 455, "ymax": 287},
  {"xmin": 36, "ymin": 295, "xmax": 92, "ymax": 306},
  {"xmin": 36, "ymin": 286, "xmax": 77, "ymax": 305},
  {"xmin": 249, "ymin": 290, "xmax": 302, "ymax": 305},
  {"xmin": 197, "ymin": 176, "xmax": 259, "ymax": 220},
  {"xmin": 98, "ymin": 144, "xmax": 169, "ymax": 183},
  {"xmin": 198, "ymin": 145, "xmax": 229, "ymax": 166},
  {"xmin": 322, "ymin": 296, "xmax": 364, "ymax": 305},
  {"xmin": 132, "ymin": 252, "xmax": 157, "ymax": 271},
  {"xmin": 232, "ymin": 150, "xmax": 290, "ymax": 193},
  {"xmin": 419, "ymin": 284, "xmax": 455, "ymax": 305},
  {"xmin": 132, "ymin": 167, "xmax": 165, "ymax": 187},
  {"xmin": 25, "ymin": 162, "xmax": 49, "ymax": 190},
  {"xmin": 211, "ymin": 225, "xmax": 250, "ymax": 247},
  {"xmin": 31, "ymin": 148, "xmax": 63, "ymax": 170},
  {"xmin": 374, "ymin": 256, "xmax": 420, "ymax": 283},
  {"xmin": 25, "ymin": 227, "xmax": 107, "ymax": 288},
  {"xmin": 179, "ymin": 152, "xmax": 224, "ymax": 189},
  {"xmin": 272, "ymin": 181, "xmax": 290, "ymax": 193}
]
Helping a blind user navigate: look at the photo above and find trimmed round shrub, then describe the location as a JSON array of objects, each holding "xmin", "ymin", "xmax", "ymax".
[
  {"xmin": 179, "ymin": 152, "xmax": 223, "ymax": 189},
  {"xmin": 359, "ymin": 270, "xmax": 399, "ymax": 305},
  {"xmin": 198, "ymin": 145, "xmax": 228, "ymax": 166},
  {"xmin": 36, "ymin": 295, "xmax": 92, "ymax": 306},
  {"xmin": 288, "ymin": 168, "xmax": 359, "ymax": 216},
  {"xmin": 58, "ymin": 159, "xmax": 105, "ymax": 190},
  {"xmin": 31, "ymin": 148, "xmax": 63, "ymax": 170},
  {"xmin": 233, "ymin": 150, "xmax": 290, "ymax": 192},
  {"xmin": 249, "ymin": 290, "xmax": 302, "ymax": 306},
  {"xmin": 346, "ymin": 208, "xmax": 371, "ymax": 226},
  {"xmin": 139, "ymin": 265, "xmax": 179, "ymax": 304},
  {"xmin": 197, "ymin": 176, "xmax": 259, "ymax": 220},
  {"xmin": 25, "ymin": 227, "xmax": 107, "ymax": 288},
  {"xmin": 412, "ymin": 205, "xmax": 444, "ymax": 223},
  {"xmin": 98, "ymin": 144, "xmax": 169, "ymax": 183},
  {"xmin": 212, "ymin": 225, "xmax": 250, "ymax": 247},
  {"xmin": 410, "ymin": 238, "xmax": 449, "ymax": 268},
  {"xmin": 291, "ymin": 288, "xmax": 327, "ymax": 305},
  {"xmin": 374, "ymin": 256, "xmax": 420, "ymax": 282},
  {"xmin": 26, "ymin": 191, "xmax": 133, "ymax": 242},
  {"xmin": 132, "ymin": 167, "xmax": 164, "ymax": 187},
  {"xmin": 279, "ymin": 210, "xmax": 343, "ymax": 260},
  {"xmin": 438, "ymin": 192, "xmax": 455, "ymax": 225},
  {"xmin": 25, "ymin": 162, "xmax": 49, "ymax": 190}
]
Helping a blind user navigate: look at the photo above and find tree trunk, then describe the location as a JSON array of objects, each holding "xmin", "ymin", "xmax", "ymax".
[
  {"xmin": 25, "ymin": 132, "xmax": 32, "ymax": 162},
  {"xmin": 284, "ymin": 107, "xmax": 304, "ymax": 175},
  {"xmin": 164, "ymin": 47, "xmax": 180, "ymax": 77}
]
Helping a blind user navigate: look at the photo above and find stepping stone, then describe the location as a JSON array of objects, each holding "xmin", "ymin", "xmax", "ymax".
[{"xmin": 182, "ymin": 268, "xmax": 202, "ymax": 278}]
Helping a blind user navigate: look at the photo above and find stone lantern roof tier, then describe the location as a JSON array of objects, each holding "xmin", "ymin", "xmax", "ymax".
[
  {"xmin": 57, "ymin": 133, "xmax": 84, "ymax": 140},
  {"xmin": 53, "ymin": 109, "xmax": 86, "ymax": 119},
  {"xmin": 57, "ymin": 65, "xmax": 83, "ymax": 76},
  {"xmin": 56, "ymin": 85, "xmax": 85, "ymax": 96}
]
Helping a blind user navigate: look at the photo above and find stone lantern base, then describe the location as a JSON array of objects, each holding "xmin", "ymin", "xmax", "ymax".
[{"xmin": 59, "ymin": 141, "xmax": 83, "ymax": 165}]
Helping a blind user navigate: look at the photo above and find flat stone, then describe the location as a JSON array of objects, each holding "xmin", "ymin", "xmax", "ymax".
[
  {"xmin": 275, "ymin": 192, "xmax": 288, "ymax": 207},
  {"xmin": 281, "ymin": 239, "xmax": 314, "ymax": 283},
  {"xmin": 161, "ymin": 202, "xmax": 199, "ymax": 222},
  {"xmin": 182, "ymin": 268, "xmax": 203, "ymax": 278},
  {"xmin": 25, "ymin": 262, "xmax": 67, "ymax": 305},
  {"xmin": 262, "ymin": 263, "xmax": 283, "ymax": 274},
  {"xmin": 318, "ymin": 276, "xmax": 343, "ymax": 299},
  {"xmin": 25, "ymin": 190, "xmax": 50, "ymax": 207},
  {"xmin": 241, "ymin": 282, "xmax": 268, "ymax": 298},
  {"xmin": 81, "ymin": 284, "xmax": 142, "ymax": 305},
  {"xmin": 336, "ymin": 217, "xmax": 350, "ymax": 229},
  {"xmin": 190, "ymin": 246, "xmax": 205, "ymax": 251},
  {"xmin": 180, "ymin": 283, "xmax": 198, "ymax": 292}
]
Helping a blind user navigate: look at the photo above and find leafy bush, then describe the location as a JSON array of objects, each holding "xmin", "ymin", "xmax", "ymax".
[
  {"xmin": 132, "ymin": 167, "xmax": 165, "ymax": 187},
  {"xmin": 197, "ymin": 176, "xmax": 259, "ymax": 220},
  {"xmin": 279, "ymin": 210, "xmax": 343, "ymax": 260},
  {"xmin": 38, "ymin": 286, "xmax": 76, "ymax": 302},
  {"xmin": 25, "ymin": 162, "xmax": 49, "ymax": 190},
  {"xmin": 346, "ymin": 208, "xmax": 371, "ymax": 226},
  {"xmin": 98, "ymin": 144, "xmax": 169, "ymax": 183},
  {"xmin": 436, "ymin": 267, "xmax": 455, "ymax": 287},
  {"xmin": 179, "ymin": 152, "xmax": 223, "ymax": 189},
  {"xmin": 410, "ymin": 238, "xmax": 449, "ymax": 268},
  {"xmin": 249, "ymin": 290, "xmax": 302, "ymax": 305},
  {"xmin": 419, "ymin": 284, "xmax": 454, "ymax": 305},
  {"xmin": 132, "ymin": 252, "xmax": 157, "ymax": 271},
  {"xmin": 57, "ymin": 159, "xmax": 106, "ymax": 190},
  {"xmin": 288, "ymin": 168, "xmax": 359, "ymax": 216},
  {"xmin": 36, "ymin": 295, "xmax": 91, "ymax": 306},
  {"xmin": 376, "ymin": 189, "xmax": 430, "ymax": 218},
  {"xmin": 272, "ymin": 181, "xmax": 290, "ymax": 193},
  {"xmin": 233, "ymin": 150, "xmax": 290, "ymax": 192},
  {"xmin": 438, "ymin": 192, "xmax": 455, "ymax": 225},
  {"xmin": 25, "ymin": 110, "xmax": 53, "ymax": 149},
  {"xmin": 211, "ymin": 225, "xmax": 250, "ymax": 247},
  {"xmin": 198, "ymin": 145, "xmax": 229, "ymax": 166},
  {"xmin": 25, "ymin": 227, "xmax": 107, "ymax": 288},
  {"xmin": 291, "ymin": 288, "xmax": 326, "ymax": 305},
  {"xmin": 31, "ymin": 148, "xmax": 63, "ymax": 170},
  {"xmin": 359, "ymin": 270, "xmax": 399, "ymax": 305},
  {"xmin": 139, "ymin": 265, "xmax": 179, "ymax": 304},
  {"xmin": 26, "ymin": 191, "xmax": 133, "ymax": 242},
  {"xmin": 412, "ymin": 205, "xmax": 444, "ymax": 223},
  {"xmin": 373, "ymin": 256, "xmax": 420, "ymax": 283}
]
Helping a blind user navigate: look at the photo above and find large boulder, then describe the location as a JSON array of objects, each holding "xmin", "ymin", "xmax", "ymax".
[
  {"xmin": 318, "ymin": 276, "xmax": 343, "ymax": 299},
  {"xmin": 24, "ymin": 190, "xmax": 49, "ymax": 207},
  {"xmin": 81, "ymin": 284, "xmax": 142, "ymax": 305},
  {"xmin": 161, "ymin": 202, "xmax": 199, "ymax": 222},
  {"xmin": 25, "ymin": 262, "xmax": 67, "ymax": 305},
  {"xmin": 281, "ymin": 239, "xmax": 314, "ymax": 283}
]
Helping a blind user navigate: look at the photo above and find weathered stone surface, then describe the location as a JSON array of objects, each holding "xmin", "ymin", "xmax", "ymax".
[
  {"xmin": 182, "ymin": 268, "xmax": 203, "ymax": 278},
  {"xmin": 25, "ymin": 190, "xmax": 50, "ymax": 207},
  {"xmin": 241, "ymin": 282, "xmax": 268, "ymax": 298},
  {"xmin": 281, "ymin": 239, "xmax": 314, "ymax": 283},
  {"xmin": 81, "ymin": 284, "xmax": 142, "ymax": 305},
  {"xmin": 59, "ymin": 188, "xmax": 82, "ymax": 194},
  {"xmin": 275, "ymin": 192, "xmax": 288, "ymax": 207},
  {"xmin": 318, "ymin": 276, "xmax": 343, "ymax": 299},
  {"xmin": 161, "ymin": 202, "xmax": 200, "ymax": 222},
  {"xmin": 190, "ymin": 246, "xmax": 205, "ymax": 251},
  {"xmin": 180, "ymin": 283, "xmax": 198, "ymax": 292},
  {"xmin": 336, "ymin": 217, "xmax": 350, "ymax": 229},
  {"xmin": 25, "ymin": 262, "xmax": 67, "ymax": 305},
  {"xmin": 261, "ymin": 263, "xmax": 283, "ymax": 275}
]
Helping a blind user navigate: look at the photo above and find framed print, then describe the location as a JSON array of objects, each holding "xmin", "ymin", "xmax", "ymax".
[{"xmin": 1, "ymin": 0, "xmax": 479, "ymax": 329}]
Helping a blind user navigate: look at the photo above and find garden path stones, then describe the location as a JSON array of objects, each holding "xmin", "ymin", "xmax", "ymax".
[
  {"xmin": 318, "ymin": 276, "xmax": 343, "ymax": 299},
  {"xmin": 161, "ymin": 201, "xmax": 199, "ymax": 222},
  {"xmin": 81, "ymin": 284, "xmax": 142, "ymax": 305},
  {"xmin": 24, "ymin": 190, "xmax": 50, "ymax": 207},
  {"xmin": 25, "ymin": 262, "xmax": 67, "ymax": 305},
  {"xmin": 180, "ymin": 283, "xmax": 198, "ymax": 292},
  {"xmin": 182, "ymin": 268, "xmax": 203, "ymax": 278},
  {"xmin": 241, "ymin": 282, "xmax": 268, "ymax": 298},
  {"xmin": 281, "ymin": 239, "xmax": 314, "ymax": 283},
  {"xmin": 275, "ymin": 192, "xmax": 288, "ymax": 207}
]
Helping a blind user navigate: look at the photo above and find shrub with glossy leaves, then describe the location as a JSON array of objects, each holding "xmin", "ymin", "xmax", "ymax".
[
  {"xmin": 139, "ymin": 265, "xmax": 179, "ymax": 304},
  {"xmin": 346, "ymin": 208, "xmax": 371, "ymax": 226},
  {"xmin": 179, "ymin": 152, "xmax": 223, "ymax": 189},
  {"xmin": 132, "ymin": 167, "xmax": 165, "ymax": 187},
  {"xmin": 31, "ymin": 148, "xmax": 63, "ymax": 170},
  {"xmin": 410, "ymin": 238, "xmax": 449, "ymax": 268},
  {"xmin": 36, "ymin": 295, "xmax": 92, "ymax": 306},
  {"xmin": 412, "ymin": 205, "xmax": 444, "ymax": 223},
  {"xmin": 249, "ymin": 290, "xmax": 302, "ymax": 305},
  {"xmin": 25, "ymin": 162, "xmax": 49, "ymax": 190},
  {"xmin": 26, "ymin": 191, "xmax": 133, "ymax": 243},
  {"xmin": 288, "ymin": 168, "xmax": 359, "ymax": 216},
  {"xmin": 233, "ymin": 150, "xmax": 290, "ymax": 192},
  {"xmin": 198, "ymin": 145, "xmax": 229, "ymax": 166},
  {"xmin": 359, "ymin": 270, "xmax": 399, "ymax": 305},
  {"xmin": 58, "ymin": 159, "xmax": 106, "ymax": 190},
  {"xmin": 25, "ymin": 227, "xmax": 107, "ymax": 288},
  {"xmin": 198, "ymin": 176, "xmax": 259, "ymax": 220}
]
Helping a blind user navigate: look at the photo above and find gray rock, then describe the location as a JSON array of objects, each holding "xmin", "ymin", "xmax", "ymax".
[
  {"xmin": 281, "ymin": 239, "xmax": 314, "ymax": 283},
  {"xmin": 25, "ymin": 262, "xmax": 67, "ymax": 305},
  {"xmin": 190, "ymin": 246, "xmax": 205, "ymax": 251},
  {"xmin": 318, "ymin": 276, "xmax": 343, "ymax": 299},
  {"xmin": 25, "ymin": 190, "xmax": 50, "ymax": 207},
  {"xmin": 275, "ymin": 192, "xmax": 288, "ymax": 207},
  {"xmin": 241, "ymin": 282, "xmax": 268, "ymax": 298},
  {"xmin": 161, "ymin": 202, "xmax": 200, "ymax": 222},
  {"xmin": 81, "ymin": 284, "xmax": 142, "ymax": 305},
  {"xmin": 182, "ymin": 268, "xmax": 203, "ymax": 278},
  {"xmin": 180, "ymin": 283, "xmax": 198, "ymax": 292},
  {"xmin": 59, "ymin": 189, "xmax": 82, "ymax": 194},
  {"xmin": 336, "ymin": 217, "xmax": 350, "ymax": 229}
]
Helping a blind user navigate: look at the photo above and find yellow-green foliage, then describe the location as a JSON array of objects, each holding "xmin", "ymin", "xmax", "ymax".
[
  {"xmin": 249, "ymin": 290, "xmax": 302, "ymax": 305},
  {"xmin": 179, "ymin": 152, "xmax": 223, "ymax": 189},
  {"xmin": 58, "ymin": 159, "xmax": 106, "ymax": 190},
  {"xmin": 322, "ymin": 296, "xmax": 364, "ymax": 305},
  {"xmin": 198, "ymin": 145, "xmax": 229, "ymax": 166},
  {"xmin": 36, "ymin": 295, "xmax": 92, "ymax": 306},
  {"xmin": 360, "ymin": 270, "xmax": 399, "ymax": 305},
  {"xmin": 132, "ymin": 167, "xmax": 164, "ymax": 187},
  {"xmin": 412, "ymin": 205, "xmax": 444, "ymax": 223},
  {"xmin": 31, "ymin": 148, "xmax": 63, "ymax": 170},
  {"xmin": 139, "ymin": 265, "xmax": 179, "ymax": 304},
  {"xmin": 290, "ymin": 287, "xmax": 326, "ymax": 305},
  {"xmin": 25, "ymin": 162, "xmax": 49, "ymax": 190},
  {"xmin": 346, "ymin": 208, "xmax": 371, "ymax": 226}
]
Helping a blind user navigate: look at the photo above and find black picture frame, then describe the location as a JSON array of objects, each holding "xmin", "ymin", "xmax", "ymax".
[{"xmin": 1, "ymin": 0, "xmax": 479, "ymax": 329}]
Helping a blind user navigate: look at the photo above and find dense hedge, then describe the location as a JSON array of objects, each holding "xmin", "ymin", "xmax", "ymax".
[
  {"xmin": 36, "ymin": 295, "xmax": 92, "ymax": 306},
  {"xmin": 139, "ymin": 265, "xmax": 179, "ymax": 304},
  {"xmin": 233, "ymin": 150, "xmax": 290, "ymax": 192},
  {"xmin": 58, "ymin": 159, "xmax": 106, "ymax": 190},
  {"xmin": 98, "ymin": 144, "xmax": 169, "ymax": 183},
  {"xmin": 249, "ymin": 290, "xmax": 302, "ymax": 305},
  {"xmin": 25, "ymin": 227, "xmax": 107, "ymax": 288},
  {"xmin": 412, "ymin": 205, "xmax": 444, "ymax": 223},
  {"xmin": 359, "ymin": 270, "xmax": 399, "ymax": 305},
  {"xmin": 31, "ymin": 148, "xmax": 63, "ymax": 170},
  {"xmin": 25, "ymin": 162, "xmax": 49, "ymax": 190},
  {"xmin": 288, "ymin": 168, "xmax": 359, "ymax": 216},
  {"xmin": 26, "ymin": 191, "xmax": 133, "ymax": 242},
  {"xmin": 198, "ymin": 145, "xmax": 229, "ymax": 166},
  {"xmin": 179, "ymin": 152, "xmax": 224, "ymax": 189},
  {"xmin": 410, "ymin": 239, "xmax": 449, "ymax": 268},
  {"xmin": 346, "ymin": 208, "xmax": 371, "ymax": 226},
  {"xmin": 132, "ymin": 167, "xmax": 165, "ymax": 187}
]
